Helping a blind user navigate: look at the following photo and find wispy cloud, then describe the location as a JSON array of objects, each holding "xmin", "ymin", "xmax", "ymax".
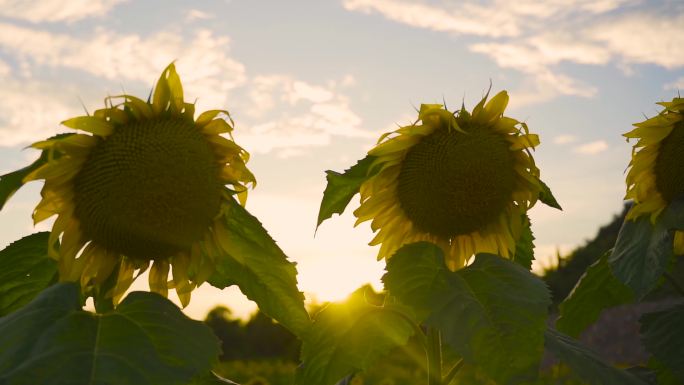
[
  {"xmin": 0, "ymin": 0, "xmax": 127, "ymax": 23},
  {"xmin": 553, "ymin": 134, "xmax": 578, "ymax": 145},
  {"xmin": 0, "ymin": 22, "xmax": 373, "ymax": 154},
  {"xmin": 343, "ymin": 0, "xmax": 684, "ymax": 105},
  {"xmin": 574, "ymin": 140, "xmax": 608, "ymax": 154},
  {"xmin": 186, "ymin": 9, "xmax": 215, "ymax": 22}
]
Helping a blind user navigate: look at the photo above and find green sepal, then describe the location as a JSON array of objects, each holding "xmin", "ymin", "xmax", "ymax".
[
  {"xmin": 537, "ymin": 178, "xmax": 562, "ymax": 210},
  {"xmin": 513, "ymin": 214, "xmax": 535, "ymax": 270},
  {"xmin": 295, "ymin": 287, "xmax": 416, "ymax": 385},
  {"xmin": 609, "ymin": 199, "xmax": 684, "ymax": 299},
  {"xmin": 544, "ymin": 328, "xmax": 648, "ymax": 385},
  {"xmin": 0, "ymin": 232, "xmax": 57, "ymax": 316},
  {"xmin": 556, "ymin": 251, "xmax": 634, "ymax": 337},
  {"xmin": 383, "ymin": 242, "xmax": 551, "ymax": 385},
  {"xmin": 316, "ymin": 155, "xmax": 379, "ymax": 229},
  {"xmin": 640, "ymin": 304, "xmax": 684, "ymax": 382},
  {"xmin": 0, "ymin": 283, "xmax": 220, "ymax": 385},
  {"xmin": 208, "ymin": 197, "xmax": 310, "ymax": 338}
]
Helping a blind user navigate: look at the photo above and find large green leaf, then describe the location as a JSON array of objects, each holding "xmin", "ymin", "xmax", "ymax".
[
  {"xmin": 609, "ymin": 199, "xmax": 684, "ymax": 299},
  {"xmin": 208, "ymin": 198, "xmax": 310, "ymax": 337},
  {"xmin": 316, "ymin": 155, "xmax": 378, "ymax": 229},
  {"xmin": 640, "ymin": 304, "xmax": 684, "ymax": 382},
  {"xmin": 0, "ymin": 283, "xmax": 220, "ymax": 385},
  {"xmin": 537, "ymin": 178, "xmax": 562, "ymax": 210},
  {"xmin": 295, "ymin": 289, "xmax": 416, "ymax": 385},
  {"xmin": 383, "ymin": 242, "xmax": 551, "ymax": 385},
  {"xmin": 544, "ymin": 328, "xmax": 648, "ymax": 385},
  {"xmin": 513, "ymin": 215, "xmax": 535, "ymax": 270},
  {"xmin": 556, "ymin": 252, "xmax": 634, "ymax": 337},
  {"xmin": 0, "ymin": 232, "xmax": 57, "ymax": 316}
]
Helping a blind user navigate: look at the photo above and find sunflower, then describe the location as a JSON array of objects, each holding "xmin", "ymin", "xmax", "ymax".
[
  {"xmin": 23, "ymin": 63, "xmax": 255, "ymax": 306},
  {"xmin": 624, "ymin": 96, "xmax": 684, "ymax": 255},
  {"xmin": 353, "ymin": 91, "xmax": 542, "ymax": 270}
]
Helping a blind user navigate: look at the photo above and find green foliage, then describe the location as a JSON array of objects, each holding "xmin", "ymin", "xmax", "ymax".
[
  {"xmin": 537, "ymin": 178, "xmax": 562, "ymax": 210},
  {"xmin": 544, "ymin": 328, "xmax": 648, "ymax": 385},
  {"xmin": 0, "ymin": 133, "xmax": 72, "ymax": 211},
  {"xmin": 0, "ymin": 283, "xmax": 220, "ymax": 385},
  {"xmin": 556, "ymin": 252, "xmax": 634, "ymax": 337},
  {"xmin": 543, "ymin": 206, "xmax": 627, "ymax": 305},
  {"xmin": 295, "ymin": 288, "xmax": 416, "ymax": 385},
  {"xmin": 316, "ymin": 155, "xmax": 379, "ymax": 228},
  {"xmin": 609, "ymin": 199, "xmax": 684, "ymax": 299},
  {"xmin": 0, "ymin": 232, "xmax": 57, "ymax": 316},
  {"xmin": 0, "ymin": 151, "xmax": 47, "ymax": 211},
  {"xmin": 208, "ymin": 197, "xmax": 310, "ymax": 338},
  {"xmin": 640, "ymin": 304, "xmax": 684, "ymax": 382},
  {"xmin": 205, "ymin": 307, "xmax": 300, "ymax": 361},
  {"xmin": 513, "ymin": 215, "xmax": 535, "ymax": 270},
  {"xmin": 383, "ymin": 242, "xmax": 551, "ymax": 385}
]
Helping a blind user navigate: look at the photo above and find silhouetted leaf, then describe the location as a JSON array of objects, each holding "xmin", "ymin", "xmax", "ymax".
[
  {"xmin": 295, "ymin": 289, "xmax": 415, "ymax": 385},
  {"xmin": 538, "ymin": 178, "xmax": 562, "ymax": 210},
  {"xmin": 0, "ymin": 283, "xmax": 220, "ymax": 385},
  {"xmin": 609, "ymin": 199, "xmax": 684, "ymax": 298},
  {"xmin": 640, "ymin": 304, "xmax": 684, "ymax": 382},
  {"xmin": 544, "ymin": 328, "xmax": 648, "ymax": 385},
  {"xmin": 316, "ymin": 155, "xmax": 378, "ymax": 228},
  {"xmin": 513, "ymin": 215, "xmax": 535, "ymax": 270},
  {"xmin": 208, "ymin": 198, "xmax": 310, "ymax": 337},
  {"xmin": 384, "ymin": 242, "xmax": 550, "ymax": 385},
  {"xmin": 0, "ymin": 232, "xmax": 57, "ymax": 316},
  {"xmin": 557, "ymin": 251, "xmax": 634, "ymax": 337}
]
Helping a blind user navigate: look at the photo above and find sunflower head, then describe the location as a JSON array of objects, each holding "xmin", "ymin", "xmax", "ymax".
[
  {"xmin": 24, "ymin": 63, "xmax": 256, "ymax": 306},
  {"xmin": 624, "ymin": 96, "xmax": 684, "ymax": 255},
  {"xmin": 354, "ymin": 91, "xmax": 542, "ymax": 270}
]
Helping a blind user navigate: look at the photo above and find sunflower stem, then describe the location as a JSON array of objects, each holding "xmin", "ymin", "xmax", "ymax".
[
  {"xmin": 427, "ymin": 327, "xmax": 442, "ymax": 385},
  {"xmin": 664, "ymin": 271, "xmax": 684, "ymax": 297}
]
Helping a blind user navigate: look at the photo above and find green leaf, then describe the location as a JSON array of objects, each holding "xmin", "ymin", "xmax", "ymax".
[
  {"xmin": 0, "ymin": 152, "xmax": 47, "ymax": 211},
  {"xmin": 609, "ymin": 199, "xmax": 684, "ymax": 299},
  {"xmin": 513, "ymin": 214, "xmax": 535, "ymax": 270},
  {"xmin": 0, "ymin": 133, "xmax": 73, "ymax": 212},
  {"xmin": 208, "ymin": 198, "xmax": 310, "ymax": 338},
  {"xmin": 295, "ymin": 289, "xmax": 416, "ymax": 385},
  {"xmin": 640, "ymin": 304, "xmax": 684, "ymax": 382},
  {"xmin": 0, "ymin": 232, "xmax": 57, "ymax": 316},
  {"xmin": 0, "ymin": 283, "xmax": 220, "ymax": 385},
  {"xmin": 383, "ymin": 242, "xmax": 551, "ymax": 385},
  {"xmin": 544, "ymin": 328, "xmax": 648, "ymax": 385},
  {"xmin": 556, "ymin": 251, "xmax": 634, "ymax": 337},
  {"xmin": 316, "ymin": 155, "xmax": 379, "ymax": 229},
  {"xmin": 538, "ymin": 178, "xmax": 562, "ymax": 210}
]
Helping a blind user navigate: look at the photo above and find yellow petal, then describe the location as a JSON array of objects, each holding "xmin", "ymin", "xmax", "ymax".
[{"xmin": 61, "ymin": 116, "xmax": 113, "ymax": 136}]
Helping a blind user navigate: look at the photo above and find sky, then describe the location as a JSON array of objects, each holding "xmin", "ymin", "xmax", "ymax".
[{"xmin": 0, "ymin": 0, "xmax": 683, "ymax": 320}]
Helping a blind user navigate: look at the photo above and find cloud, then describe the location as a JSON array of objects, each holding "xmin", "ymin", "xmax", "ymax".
[
  {"xmin": 343, "ymin": 0, "xmax": 684, "ymax": 106},
  {"xmin": 664, "ymin": 77, "xmax": 684, "ymax": 91},
  {"xmin": 0, "ymin": 76, "xmax": 81, "ymax": 146},
  {"xmin": 237, "ymin": 75, "xmax": 372, "ymax": 156},
  {"xmin": 0, "ymin": 0, "xmax": 126, "ymax": 23},
  {"xmin": 0, "ymin": 23, "xmax": 246, "ymax": 112},
  {"xmin": 553, "ymin": 134, "xmax": 578, "ymax": 144},
  {"xmin": 0, "ymin": 22, "xmax": 373, "ymax": 155},
  {"xmin": 186, "ymin": 9, "xmax": 215, "ymax": 21},
  {"xmin": 574, "ymin": 140, "xmax": 608, "ymax": 154},
  {"xmin": 343, "ymin": 0, "xmax": 520, "ymax": 38}
]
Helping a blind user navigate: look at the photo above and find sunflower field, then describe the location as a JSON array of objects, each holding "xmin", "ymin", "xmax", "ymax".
[{"xmin": 0, "ymin": 63, "xmax": 682, "ymax": 385}]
